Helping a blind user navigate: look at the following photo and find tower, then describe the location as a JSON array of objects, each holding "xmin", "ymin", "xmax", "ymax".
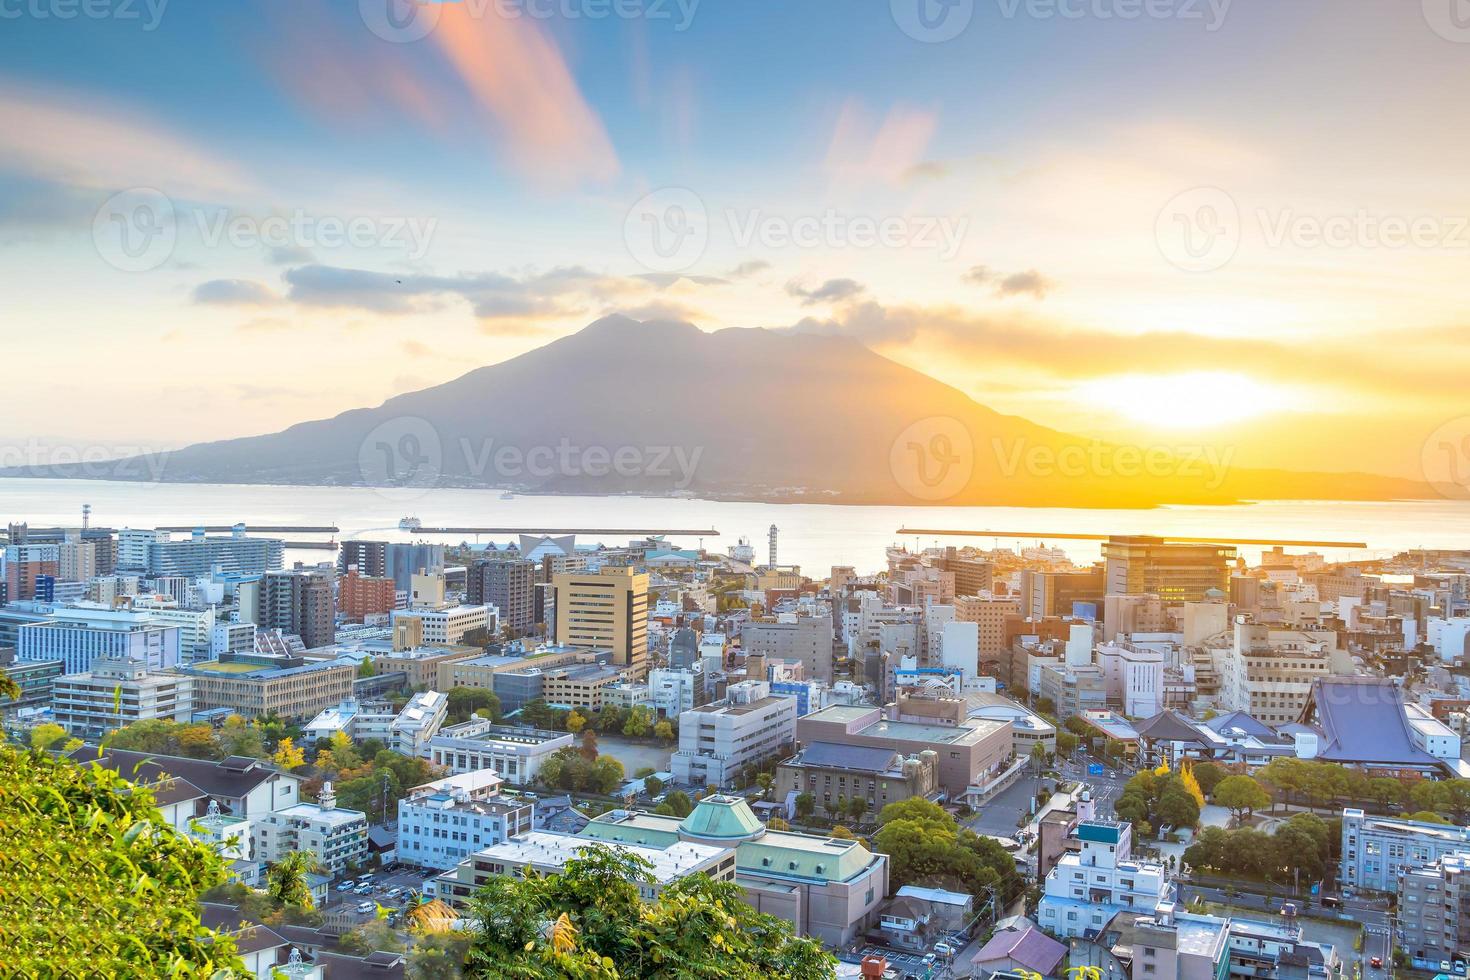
[{"xmin": 768, "ymin": 524, "xmax": 778, "ymax": 568}]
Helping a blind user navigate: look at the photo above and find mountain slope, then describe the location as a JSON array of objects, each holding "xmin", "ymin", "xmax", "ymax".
[{"xmin": 2, "ymin": 315, "xmax": 1434, "ymax": 507}]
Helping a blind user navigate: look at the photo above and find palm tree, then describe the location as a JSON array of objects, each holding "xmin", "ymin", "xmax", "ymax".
[{"xmin": 266, "ymin": 851, "xmax": 320, "ymax": 910}]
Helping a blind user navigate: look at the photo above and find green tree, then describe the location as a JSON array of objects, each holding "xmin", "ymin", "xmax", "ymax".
[
  {"xmin": 1055, "ymin": 731, "xmax": 1079, "ymax": 757},
  {"xmin": 1191, "ymin": 761, "xmax": 1226, "ymax": 797},
  {"xmin": 30, "ymin": 722, "xmax": 67, "ymax": 751},
  {"xmin": 1368, "ymin": 777, "xmax": 1404, "ymax": 809},
  {"xmin": 622, "ymin": 705, "xmax": 654, "ymax": 738},
  {"xmin": 795, "ymin": 792, "xmax": 815, "ymax": 820},
  {"xmin": 756, "ymin": 772, "xmax": 775, "ymax": 800},
  {"xmin": 467, "ymin": 845, "xmax": 834, "ymax": 978},
  {"xmin": 4, "ymin": 745, "xmax": 243, "ymax": 976},
  {"xmin": 874, "ymin": 798, "xmax": 1019, "ymax": 902},
  {"xmin": 1214, "ymin": 774, "xmax": 1271, "ymax": 822},
  {"xmin": 445, "ymin": 686, "xmax": 501, "ymax": 724},
  {"xmin": 654, "ymin": 719, "xmax": 675, "ymax": 743},
  {"xmin": 266, "ymin": 850, "xmax": 320, "ymax": 909},
  {"xmin": 664, "ymin": 790, "xmax": 694, "ymax": 818},
  {"xmin": 339, "ymin": 919, "xmax": 405, "ymax": 956},
  {"xmin": 357, "ymin": 658, "xmax": 376, "ymax": 678},
  {"xmin": 644, "ymin": 774, "xmax": 666, "ymax": 797},
  {"xmin": 1408, "ymin": 810, "xmax": 1451, "ymax": 824}
]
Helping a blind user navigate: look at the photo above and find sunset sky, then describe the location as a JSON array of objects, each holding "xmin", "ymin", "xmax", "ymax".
[{"xmin": 3, "ymin": 0, "xmax": 1468, "ymax": 482}]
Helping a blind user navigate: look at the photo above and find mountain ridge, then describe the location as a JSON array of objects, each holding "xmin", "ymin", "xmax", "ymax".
[{"xmin": 0, "ymin": 315, "xmax": 1437, "ymax": 508}]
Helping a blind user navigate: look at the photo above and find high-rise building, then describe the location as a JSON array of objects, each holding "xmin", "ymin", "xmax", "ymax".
[
  {"xmin": 468, "ymin": 559, "xmax": 535, "ymax": 635},
  {"xmin": 1102, "ymin": 536, "xmax": 1234, "ymax": 604},
  {"xmin": 553, "ymin": 566, "xmax": 649, "ymax": 676},
  {"xmin": 58, "ymin": 539, "xmax": 97, "ymax": 583},
  {"xmin": 954, "ymin": 594, "xmax": 1021, "ymax": 670},
  {"xmin": 339, "ymin": 567, "xmax": 397, "ymax": 621},
  {"xmin": 3, "ymin": 542, "xmax": 59, "ymax": 601},
  {"xmin": 1020, "ymin": 567, "xmax": 1106, "ymax": 620},
  {"xmin": 385, "ymin": 541, "xmax": 445, "ymax": 592},
  {"xmin": 338, "ymin": 540, "xmax": 388, "ymax": 579},
  {"xmin": 262, "ymin": 569, "xmax": 336, "ymax": 649},
  {"xmin": 18, "ymin": 605, "xmax": 181, "ymax": 675}
]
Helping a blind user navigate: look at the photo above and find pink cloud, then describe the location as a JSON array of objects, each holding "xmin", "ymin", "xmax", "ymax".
[{"xmin": 824, "ymin": 100, "xmax": 938, "ymax": 189}]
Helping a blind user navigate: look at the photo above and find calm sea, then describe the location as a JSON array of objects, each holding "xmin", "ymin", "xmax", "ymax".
[{"xmin": 1, "ymin": 478, "xmax": 1467, "ymax": 573}]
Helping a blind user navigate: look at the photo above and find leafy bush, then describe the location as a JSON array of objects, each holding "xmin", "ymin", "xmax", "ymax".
[{"xmin": 1, "ymin": 745, "xmax": 243, "ymax": 977}]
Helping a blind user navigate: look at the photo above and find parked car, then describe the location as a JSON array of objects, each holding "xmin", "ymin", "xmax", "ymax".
[
  {"xmin": 355, "ymin": 902, "xmax": 375, "ymax": 915},
  {"xmin": 934, "ymin": 943, "xmax": 955, "ymax": 957},
  {"xmin": 337, "ymin": 880, "xmax": 355, "ymax": 890},
  {"xmin": 1370, "ymin": 957, "xmax": 1382, "ymax": 968}
]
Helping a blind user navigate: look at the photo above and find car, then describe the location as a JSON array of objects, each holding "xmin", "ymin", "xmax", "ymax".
[
  {"xmin": 1442, "ymin": 962, "xmax": 1453, "ymax": 973},
  {"xmin": 387, "ymin": 888, "xmax": 403, "ymax": 898},
  {"xmin": 934, "ymin": 942, "xmax": 954, "ymax": 956},
  {"xmin": 1370, "ymin": 957, "xmax": 1382, "ymax": 968},
  {"xmin": 922, "ymin": 953, "xmax": 936, "ymax": 964},
  {"xmin": 651, "ymin": 794, "xmax": 667, "ymax": 805},
  {"xmin": 356, "ymin": 902, "xmax": 375, "ymax": 915},
  {"xmin": 337, "ymin": 881, "xmax": 355, "ymax": 890}
]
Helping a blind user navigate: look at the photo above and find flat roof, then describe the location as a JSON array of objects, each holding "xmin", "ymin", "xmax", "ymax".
[{"xmin": 477, "ymin": 831, "xmax": 726, "ymax": 882}]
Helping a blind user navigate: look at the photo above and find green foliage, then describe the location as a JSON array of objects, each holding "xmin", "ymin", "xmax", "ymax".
[
  {"xmin": 539, "ymin": 747, "xmax": 626, "ymax": 795},
  {"xmin": 1191, "ymin": 761, "xmax": 1226, "ymax": 797},
  {"xmin": 664, "ymin": 790, "xmax": 693, "ymax": 818},
  {"xmin": 446, "ymin": 686, "xmax": 502, "ymax": 724},
  {"xmin": 358, "ymin": 658, "xmax": 377, "ymax": 678},
  {"xmin": 408, "ymin": 933, "xmax": 473, "ymax": 979},
  {"xmin": 30, "ymin": 721, "xmax": 67, "ymax": 751},
  {"xmin": 643, "ymin": 774, "xmax": 665, "ymax": 797},
  {"xmin": 1117, "ymin": 769, "xmax": 1199, "ymax": 831},
  {"xmin": 794, "ymin": 792, "xmax": 815, "ymax": 820},
  {"xmin": 340, "ymin": 919, "xmax": 406, "ymax": 956},
  {"xmin": 1182, "ymin": 812, "xmax": 1334, "ymax": 882},
  {"xmin": 1, "ymin": 745, "xmax": 243, "ymax": 977},
  {"xmin": 466, "ymin": 844, "xmax": 834, "ymax": 978},
  {"xmin": 1407, "ymin": 810, "xmax": 1451, "ymax": 824},
  {"xmin": 521, "ymin": 697, "xmax": 570, "ymax": 731},
  {"xmin": 266, "ymin": 850, "xmax": 320, "ymax": 909},
  {"xmin": 1055, "ymin": 731, "xmax": 1079, "ymax": 756},
  {"xmin": 1213, "ymin": 774, "xmax": 1271, "ymax": 820},
  {"xmin": 873, "ymin": 798, "xmax": 1020, "ymax": 902},
  {"xmin": 622, "ymin": 706, "xmax": 654, "ymax": 738}
]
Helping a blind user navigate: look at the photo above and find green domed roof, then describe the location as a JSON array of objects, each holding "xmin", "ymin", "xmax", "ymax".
[{"xmin": 678, "ymin": 795, "xmax": 766, "ymax": 842}]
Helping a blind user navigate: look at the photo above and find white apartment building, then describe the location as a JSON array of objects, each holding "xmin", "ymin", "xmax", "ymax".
[
  {"xmin": 391, "ymin": 604, "xmax": 493, "ymax": 646},
  {"xmin": 392, "ymin": 689, "xmax": 448, "ymax": 755},
  {"xmin": 131, "ymin": 595, "xmax": 218, "ymax": 662},
  {"xmin": 50, "ymin": 657, "xmax": 194, "ymax": 736},
  {"xmin": 396, "ymin": 770, "xmax": 534, "ymax": 871},
  {"xmin": 670, "ymin": 679, "xmax": 797, "ymax": 787},
  {"xmin": 254, "ymin": 783, "xmax": 368, "ymax": 874},
  {"xmin": 211, "ymin": 620, "xmax": 256, "ymax": 657},
  {"xmin": 118, "ymin": 528, "xmax": 168, "ymax": 572},
  {"xmin": 1038, "ymin": 820, "xmax": 1173, "ymax": 938},
  {"xmin": 648, "ymin": 665, "xmax": 704, "ymax": 718}
]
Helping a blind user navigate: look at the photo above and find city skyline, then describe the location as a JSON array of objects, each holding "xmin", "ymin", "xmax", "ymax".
[{"xmin": 5, "ymin": 2, "xmax": 1470, "ymax": 485}]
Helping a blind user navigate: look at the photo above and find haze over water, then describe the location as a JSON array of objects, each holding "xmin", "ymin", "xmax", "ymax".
[{"xmin": 2, "ymin": 478, "xmax": 1467, "ymax": 572}]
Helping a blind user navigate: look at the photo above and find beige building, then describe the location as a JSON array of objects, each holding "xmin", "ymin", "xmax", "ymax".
[
  {"xmin": 390, "ymin": 604, "xmax": 494, "ymax": 647},
  {"xmin": 178, "ymin": 653, "xmax": 355, "ymax": 720},
  {"xmin": 253, "ymin": 783, "xmax": 368, "ymax": 874},
  {"xmin": 797, "ymin": 702, "xmax": 1012, "ymax": 805},
  {"xmin": 774, "ymin": 742, "xmax": 940, "ymax": 815},
  {"xmin": 370, "ymin": 644, "xmax": 480, "ymax": 689},
  {"xmin": 1215, "ymin": 619, "xmax": 1348, "ymax": 725},
  {"xmin": 552, "ymin": 566, "xmax": 649, "ymax": 676},
  {"xmin": 954, "ymin": 594, "xmax": 1022, "ymax": 666},
  {"xmin": 51, "ymin": 657, "xmax": 194, "ymax": 736}
]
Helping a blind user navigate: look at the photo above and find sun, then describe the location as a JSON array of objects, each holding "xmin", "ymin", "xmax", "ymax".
[{"xmin": 1073, "ymin": 371, "xmax": 1298, "ymax": 430}]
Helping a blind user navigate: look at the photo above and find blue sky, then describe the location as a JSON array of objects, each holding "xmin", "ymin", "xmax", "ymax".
[{"xmin": 3, "ymin": 0, "xmax": 1470, "ymax": 482}]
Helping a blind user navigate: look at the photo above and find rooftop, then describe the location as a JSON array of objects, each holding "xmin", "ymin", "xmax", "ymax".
[{"xmin": 477, "ymin": 831, "xmax": 727, "ymax": 883}]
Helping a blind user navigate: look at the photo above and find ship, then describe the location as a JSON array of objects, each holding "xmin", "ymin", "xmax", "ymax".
[{"xmin": 398, "ymin": 516, "xmax": 422, "ymax": 530}]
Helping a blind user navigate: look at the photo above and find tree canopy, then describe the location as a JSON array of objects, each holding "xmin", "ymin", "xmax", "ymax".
[
  {"xmin": 466, "ymin": 844, "xmax": 834, "ymax": 978},
  {"xmin": 2, "ymin": 745, "xmax": 243, "ymax": 977},
  {"xmin": 873, "ymin": 799, "xmax": 1020, "ymax": 903}
]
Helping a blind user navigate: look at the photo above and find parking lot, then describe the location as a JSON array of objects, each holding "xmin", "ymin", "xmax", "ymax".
[
  {"xmin": 324, "ymin": 865, "xmax": 441, "ymax": 915},
  {"xmin": 846, "ymin": 944, "xmax": 958, "ymax": 978}
]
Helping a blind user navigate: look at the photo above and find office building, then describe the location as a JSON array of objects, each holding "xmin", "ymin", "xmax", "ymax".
[
  {"xmin": 51, "ymin": 656, "xmax": 194, "ymax": 736},
  {"xmin": 0, "ymin": 650, "xmax": 64, "ymax": 716},
  {"xmin": 775, "ymin": 742, "xmax": 940, "ymax": 813},
  {"xmin": 1021, "ymin": 567, "xmax": 1107, "ymax": 620},
  {"xmin": 740, "ymin": 615, "xmax": 834, "ymax": 683},
  {"xmin": 468, "ymin": 558, "xmax": 535, "ymax": 635},
  {"xmin": 797, "ymin": 700, "xmax": 1011, "ymax": 804},
  {"xmin": 177, "ymin": 651, "xmax": 355, "ymax": 720},
  {"xmin": 396, "ymin": 770, "xmax": 535, "ymax": 871},
  {"xmin": 426, "ymin": 717, "xmax": 575, "ymax": 784},
  {"xmin": 1038, "ymin": 820, "xmax": 1173, "ymax": 938},
  {"xmin": 552, "ymin": 566, "xmax": 649, "ymax": 675},
  {"xmin": 390, "ymin": 604, "xmax": 493, "ymax": 648},
  {"xmin": 3, "ymin": 542, "xmax": 59, "ymax": 601},
  {"xmin": 670, "ymin": 679, "xmax": 797, "ymax": 787},
  {"xmin": 18, "ymin": 605, "xmax": 181, "ymax": 675},
  {"xmin": 385, "ymin": 541, "xmax": 445, "ymax": 592},
  {"xmin": 954, "ymin": 594, "xmax": 1022, "ymax": 670},
  {"xmin": 338, "ymin": 540, "xmax": 388, "ymax": 579},
  {"xmin": 1340, "ymin": 807, "xmax": 1470, "ymax": 893},
  {"xmin": 1102, "ymin": 536, "xmax": 1234, "ymax": 604}
]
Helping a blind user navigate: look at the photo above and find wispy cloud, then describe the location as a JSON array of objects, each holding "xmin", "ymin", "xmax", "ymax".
[
  {"xmin": 786, "ymin": 277, "xmax": 866, "ymax": 306},
  {"xmin": 964, "ymin": 265, "xmax": 1054, "ymax": 299},
  {"xmin": 193, "ymin": 279, "xmax": 282, "ymax": 307}
]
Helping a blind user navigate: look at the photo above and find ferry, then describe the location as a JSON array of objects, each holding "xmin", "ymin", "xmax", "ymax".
[{"xmin": 398, "ymin": 516, "xmax": 422, "ymax": 530}]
